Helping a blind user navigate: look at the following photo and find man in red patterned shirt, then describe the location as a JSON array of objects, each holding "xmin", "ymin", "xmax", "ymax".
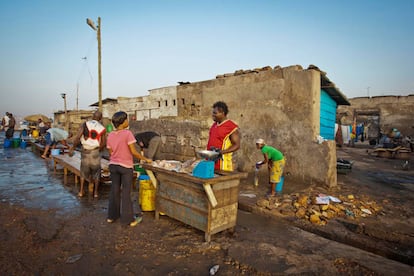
[{"xmin": 207, "ymin": 101, "xmax": 240, "ymax": 171}]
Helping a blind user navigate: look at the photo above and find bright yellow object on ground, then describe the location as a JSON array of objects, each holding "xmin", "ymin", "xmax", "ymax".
[{"xmin": 139, "ymin": 176, "xmax": 155, "ymax": 211}]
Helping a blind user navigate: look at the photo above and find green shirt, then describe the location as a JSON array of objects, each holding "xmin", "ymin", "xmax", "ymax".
[{"xmin": 261, "ymin": 145, "xmax": 284, "ymax": 161}]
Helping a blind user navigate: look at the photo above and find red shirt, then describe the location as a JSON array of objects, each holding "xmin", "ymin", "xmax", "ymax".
[{"xmin": 207, "ymin": 119, "xmax": 238, "ymax": 170}]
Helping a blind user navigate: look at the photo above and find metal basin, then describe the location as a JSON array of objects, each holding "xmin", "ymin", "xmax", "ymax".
[{"xmin": 196, "ymin": 150, "xmax": 220, "ymax": 160}]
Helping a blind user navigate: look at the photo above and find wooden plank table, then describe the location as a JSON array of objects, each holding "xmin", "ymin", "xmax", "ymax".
[
  {"xmin": 52, "ymin": 152, "xmax": 110, "ymax": 184},
  {"xmin": 31, "ymin": 142, "xmax": 46, "ymax": 155},
  {"xmin": 31, "ymin": 142, "xmax": 66, "ymax": 156},
  {"xmin": 142, "ymin": 163, "xmax": 248, "ymax": 242}
]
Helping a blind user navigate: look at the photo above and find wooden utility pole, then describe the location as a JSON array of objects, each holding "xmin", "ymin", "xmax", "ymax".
[
  {"xmin": 87, "ymin": 17, "xmax": 102, "ymax": 112},
  {"xmin": 97, "ymin": 17, "xmax": 102, "ymax": 112},
  {"xmin": 76, "ymin": 83, "xmax": 79, "ymax": 111},
  {"xmin": 61, "ymin": 93, "xmax": 68, "ymax": 132}
]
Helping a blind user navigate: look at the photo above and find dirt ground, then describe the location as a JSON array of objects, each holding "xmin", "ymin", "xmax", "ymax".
[
  {"xmin": 333, "ymin": 145, "xmax": 414, "ymax": 264},
  {"xmin": 0, "ymin": 143, "xmax": 413, "ymax": 275},
  {"xmin": 286, "ymin": 144, "xmax": 414, "ymax": 265}
]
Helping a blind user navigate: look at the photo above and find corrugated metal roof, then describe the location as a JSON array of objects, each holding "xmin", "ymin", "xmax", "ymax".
[
  {"xmin": 89, "ymin": 97, "xmax": 118, "ymax": 107},
  {"xmin": 308, "ymin": 65, "xmax": 350, "ymax": 106}
]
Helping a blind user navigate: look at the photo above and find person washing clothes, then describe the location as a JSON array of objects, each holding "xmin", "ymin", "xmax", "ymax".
[
  {"xmin": 255, "ymin": 138, "xmax": 285, "ymax": 197},
  {"xmin": 40, "ymin": 128, "xmax": 69, "ymax": 159}
]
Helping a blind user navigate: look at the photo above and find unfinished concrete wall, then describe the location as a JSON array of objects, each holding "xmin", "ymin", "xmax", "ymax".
[
  {"xmin": 117, "ymin": 97, "xmax": 143, "ymax": 119},
  {"xmin": 134, "ymin": 86, "xmax": 178, "ymax": 121},
  {"xmin": 171, "ymin": 66, "xmax": 337, "ymax": 187},
  {"xmin": 148, "ymin": 86, "xmax": 178, "ymax": 119},
  {"xmin": 54, "ymin": 110, "xmax": 95, "ymax": 136},
  {"xmin": 337, "ymin": 95, "xmax": 414, "ymax": 137},
  {"xmin": 67, "ymin": 110, "xmax": 94, "ymax": 136},
  {"xmin": 53, "ymin": 112, "xmax": 65, "ymax": 129},
  {"xmin": 123, "ymin": 65, "xmax": 342, "ymax": 188},
  {"xmin": 129, "ymin": 117, "xmax": 209, "ymax": 161},
  {"xmin": 102, "ymin": 101, "xmax": 119, "ymax": 121}
]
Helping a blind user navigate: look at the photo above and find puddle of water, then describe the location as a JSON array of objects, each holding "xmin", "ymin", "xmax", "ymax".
[{"xmin": 0, "ymin": 132, "xmax": 115, "ymax": 216}]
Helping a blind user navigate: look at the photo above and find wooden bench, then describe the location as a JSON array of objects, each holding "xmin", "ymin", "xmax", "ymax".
[{"xmin": 52, "ymin": 152, "xmax": 144, "ymax": 185}]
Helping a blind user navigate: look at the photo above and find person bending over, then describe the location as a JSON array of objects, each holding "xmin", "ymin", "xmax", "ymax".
[
  {"xmin": 41, "ymin": 128, "xmax": 69, "ymax": 159},
  {"xmin": 255, "ymin": 138, "xmax": 285, "ymax": 197},
  {"xmin": 134, "ymin": 131, "xmax": 161, "ymax": 160}
]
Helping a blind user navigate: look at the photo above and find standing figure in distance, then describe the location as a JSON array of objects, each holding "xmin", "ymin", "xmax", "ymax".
[
  {"xmin": 106, "ymin": 111, "xmax": 152, "ymax": 227},
  {"xmin": 70, "ymin": 110, "xmax": 106, "ymax": 198},
  {"xmin": 38, "ymin": 118, "xmax": 48, "ymax": 136},
  {"xmin": 5, "ymin": 113, "xmax": 16, "ymax": 139},
  {"xmin": 255, "ymin": 138, "xmax": 285, "ymax": 197},
  {"xmin": 206, "ymin": 101, "xmax": 240, "ymax": 171},
  {"xmin": 2, "ymin": 112, "xmax": 10, "ymax": 133}
]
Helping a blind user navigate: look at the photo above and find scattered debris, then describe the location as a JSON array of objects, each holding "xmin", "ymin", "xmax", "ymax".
[
  {"xmin": 360, "ymin": 208, "xmax": 372, "ymax": 215},
  {"xmin": 256, "ymin": 192, "xmax": 382, "ymax": 225},
  {"xmin": 239, "ymin": 193, "xmax": 256, "ymax": 198},
  {"xmin": 209, "ymin": 264, "xmax": 219, "ymax": 275},
  {"xmin": 66, "ymin": 254, "xmax": 82, "ymax": 264},
  {"xmin": 314, "ymin": 194, "xmax": 341, "ymax": 205},
  {"xmin": 337, "ymin": 159, "xmax": 353, "ymax": 174},
  {"xmin": 402, "ymin": 160, "xmax": 410, "ymax": 170}
]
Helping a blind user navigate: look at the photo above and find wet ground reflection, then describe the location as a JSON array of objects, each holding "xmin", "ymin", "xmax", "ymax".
[{"xmin": 0, "ymin": 133, "xmax": 114, "ymax": 216}]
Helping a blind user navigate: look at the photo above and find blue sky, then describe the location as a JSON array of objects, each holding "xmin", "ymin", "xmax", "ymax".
[{"xmin": 1, "ymin": 0, "xmax": 413, "ymax": 119}]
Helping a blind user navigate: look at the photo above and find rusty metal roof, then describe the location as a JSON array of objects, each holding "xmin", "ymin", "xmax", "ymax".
[{"xmin": 89, "ymin": 97, "xmax": 118, "ymax": 107}]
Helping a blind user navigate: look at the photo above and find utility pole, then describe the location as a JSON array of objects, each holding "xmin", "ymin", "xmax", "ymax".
[
  {"xmin": 76, "ymin": 83, "xmax": 79, "ymax": 111},
  {"xmin": 97, "ymin": 17, "xmax": 102, "ymax": 112},
  {"xmin": 61, "ymin": 93, "xmax": 68, "ymax": 131},
  {"xmin": 87, "ymin": 17, "xmax": 102, "ymax": 112}
]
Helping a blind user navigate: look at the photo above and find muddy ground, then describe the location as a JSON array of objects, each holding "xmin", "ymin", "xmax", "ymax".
[
  {"xmin": 239, "ymin": 144, "xmax": 414, "ymax": 268},
  {"xmin": 0, "ymin": 143, "xmax": 413, "ymax": 275}
]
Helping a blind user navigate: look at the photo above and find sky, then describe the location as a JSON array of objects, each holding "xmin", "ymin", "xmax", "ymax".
[{"xmin": 1, "ymin": 0, "xmax": 413, "ymax": 120}]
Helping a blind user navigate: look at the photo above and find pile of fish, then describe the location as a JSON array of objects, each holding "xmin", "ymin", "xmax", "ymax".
[{"xmin": 151, "ymin": 158, "xmax": 202, "ymax": 174}]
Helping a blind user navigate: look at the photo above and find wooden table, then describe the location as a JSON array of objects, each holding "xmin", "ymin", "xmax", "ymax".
[
  {"xmin": 142, "ymin": 163, "xmax": 247, "ymax": 242},
  {"xmin": 31, "ymin": 142, "xmax": 65, "ymax": 156},
  {"xmin": 31, "ymin": 142, "xmax": 46, "ymax": 155},
  {"xmin": 52, "ymin": 152, "xmax": 110, "ymax": 184}
]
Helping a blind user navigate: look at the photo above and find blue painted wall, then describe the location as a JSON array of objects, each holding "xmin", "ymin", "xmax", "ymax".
[{"xmin": 320, "ymin": 90, "xmax": 337, "ymax": 140}]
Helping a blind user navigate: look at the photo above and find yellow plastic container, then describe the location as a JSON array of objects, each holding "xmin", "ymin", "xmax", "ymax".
[
  {"xmin": 139, "ymin": 176, "xmax": 155, "ymax": 211},
  {"xmin": 32, "ymin": 129, "xmax": 39, "ymax": 138}
]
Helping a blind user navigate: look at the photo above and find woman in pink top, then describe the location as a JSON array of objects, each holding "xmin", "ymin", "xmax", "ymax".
[{"xmin": 106, "ymin": 111, "xmax": 152, "ymax": 227}]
